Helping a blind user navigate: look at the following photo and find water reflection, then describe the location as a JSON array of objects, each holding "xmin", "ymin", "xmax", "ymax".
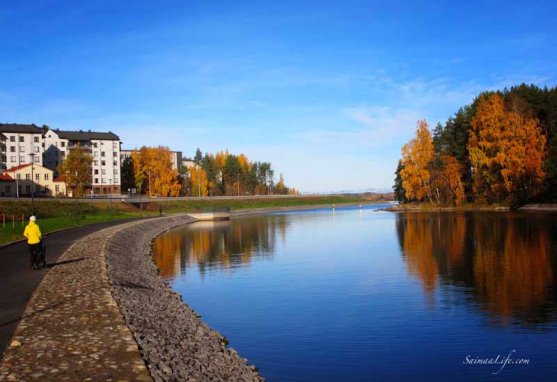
[
  {"xmin": 396, "ymin": 213, "xmax": 557, "ymax": 324},
  {"xmin": 153, "ymin": 215, "xmax": 291, "ymax": 277}
]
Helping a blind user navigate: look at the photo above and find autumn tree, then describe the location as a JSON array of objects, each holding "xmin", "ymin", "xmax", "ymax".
[
  {"xmin": 189, "ymin": 166, "xmax": 208, "ymax": 196},
  {"xmin": 57, "ymin": 147, "xmax": 93, "ymax": 197},
  {"xmin": 400, "ymin": 120, "xmax": 435, "ymax": 202},
  {"xmin": 130, "ymin": 146, "xmax": 182, "ymax": 196},
  {"xmin": 430, "ymin": 155, "xmax": 466, "ymax": 205},
  {"xmin": 468, "ymin": 93, "xmax": 546, "ymax": 204}
]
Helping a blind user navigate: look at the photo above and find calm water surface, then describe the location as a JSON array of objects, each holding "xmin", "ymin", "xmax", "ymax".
[{"xmin": 152, "ymin": 206, "xmax": 557, "ymax": 381}]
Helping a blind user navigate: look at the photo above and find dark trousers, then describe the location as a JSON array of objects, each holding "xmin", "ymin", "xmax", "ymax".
[{"xmin": 28, "ymin": 243, "xmax": 40, "ymax": 265}]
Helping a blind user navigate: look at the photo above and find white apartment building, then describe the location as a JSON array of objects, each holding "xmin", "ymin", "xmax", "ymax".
[
  {"xmin": 44, "ymin": 129, "xmax": 121, "ymax": 195},
  {"xmin": 0, "ymin": 124, "xmax": 45, "ymax": 171}
]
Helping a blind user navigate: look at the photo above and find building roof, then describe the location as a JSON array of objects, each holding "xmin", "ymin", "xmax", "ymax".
[
  {"xmin": 54, "ymin": 129, "xmax": 119, "ymax": 141},
  {"xmin": 53, "ymin": 176, "xmax": 65, "ymax": 183},
  {"xmin": 0, "ymin": 173, "xmax": 14, "ymax": 181},
  {"xmin": 0, "ymin": 123, "xmax": 44, "ymax": 134},
  {"xmin": 4, "ymin": 163, "xmax": 33, "ymax": 172}
]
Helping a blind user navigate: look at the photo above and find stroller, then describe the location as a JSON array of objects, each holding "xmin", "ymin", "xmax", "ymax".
[{"xmin": 32, "ymin": 241, "xmax": 47, "ymax": 269}]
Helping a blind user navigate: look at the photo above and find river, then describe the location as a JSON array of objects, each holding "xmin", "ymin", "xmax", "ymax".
[{"xmin": 152, "ymin": 205, "xmax": 557, "ymax": 381}]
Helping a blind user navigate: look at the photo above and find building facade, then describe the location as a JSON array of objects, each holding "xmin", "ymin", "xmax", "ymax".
[
  {"xmin": 1, "ymin": 163, "xmax": 66, "ymax": 197},
  {"xmin": 0, "ymin": 124, "xmax": 45, "ymax": 171},
  {"xmin": 43, "ymin": 129, "xmax": 121, "ymax": 195},
  {"xmin": 0, "ymin": 124, "xmax": 121, "ymax": 195}
]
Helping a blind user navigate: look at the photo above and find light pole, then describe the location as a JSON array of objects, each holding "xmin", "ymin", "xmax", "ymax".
[{"xmin": 29, "ymin": 153, "xmax": 35, "ymax": 216}]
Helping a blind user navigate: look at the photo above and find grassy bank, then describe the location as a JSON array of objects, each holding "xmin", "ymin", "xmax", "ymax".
[{"xmin": 0, "ymin": 194, "xmax": 387, "ymax": 244}]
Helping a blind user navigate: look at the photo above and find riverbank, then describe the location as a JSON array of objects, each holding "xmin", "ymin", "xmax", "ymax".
[
  {"xmin": 105, "ymin": 215, "xmax": 263, "ymax": 381},
  {"xmin": 0, "ymin": 194, "xmax": 389, "ymax": 245},
  {"xmin": 386, "ymin": 202, "xmax": 557, "ymax": 213}
]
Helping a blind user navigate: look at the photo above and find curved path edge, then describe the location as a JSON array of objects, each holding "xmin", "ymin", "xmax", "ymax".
[{"xmin": 105, "ymin": 214, "xmax": 263, "ymax": 382}]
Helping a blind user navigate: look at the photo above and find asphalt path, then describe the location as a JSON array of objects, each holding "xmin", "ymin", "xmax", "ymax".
[{"xmin": 0, "ymin": 218, "xmax": 140, "ymax": 357}]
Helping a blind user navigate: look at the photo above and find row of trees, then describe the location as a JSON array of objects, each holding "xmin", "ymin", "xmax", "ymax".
[
  {"xmin": 120, "ymin": 146, "xmax": 294, "ymax": 197},
  {"xmin": 187, "ymin": 148, "xmax": 294, "ymax": 197},
  {"xmin": 394, "ymin": 84, "xmax": 557, "ymax": 206}
]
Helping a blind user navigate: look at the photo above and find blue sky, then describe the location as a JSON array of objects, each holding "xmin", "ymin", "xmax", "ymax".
[{"xmin": 1, "ymin": 1, "xmax": 556, "ymax": 192}]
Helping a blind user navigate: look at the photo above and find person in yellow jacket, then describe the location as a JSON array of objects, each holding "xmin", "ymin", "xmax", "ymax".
[{"xmin": 23, "ymin": 216, "xmax": 42, "ymax": 269}]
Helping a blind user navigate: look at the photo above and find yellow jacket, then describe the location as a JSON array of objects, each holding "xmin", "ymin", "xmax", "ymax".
[{"xmin": 23, "ymin": 221, "xmax": 42, "ymax": 245}]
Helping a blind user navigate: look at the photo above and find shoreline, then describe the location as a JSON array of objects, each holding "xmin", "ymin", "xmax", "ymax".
[
  {"xmin": 384, "ymin": 203, "xmax": 557, "ymax": 213},
  {"xmin": 105, "ymin": 215, "xmax": 263, "ymax": 381}
]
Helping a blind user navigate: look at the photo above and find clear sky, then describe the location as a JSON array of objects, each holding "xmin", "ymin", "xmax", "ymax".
[{"xmin": 1, "ymin": 1, "xmax": 556, "ymax": 193}]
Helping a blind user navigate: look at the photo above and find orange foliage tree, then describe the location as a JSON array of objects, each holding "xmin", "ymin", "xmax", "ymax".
[
  {"xmin": 131, "ymin": 146, "xmax": 182, "ymax": 196},
  {"xmin": 468, "ymin": 93, "xmax": 546, "ymax": 203},
  {"xmin": 400, "ymin": 120, "xmax": 435, "ymax": 202}
]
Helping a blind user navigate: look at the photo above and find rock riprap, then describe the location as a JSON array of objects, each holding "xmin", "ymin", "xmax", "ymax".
[{"xmin": 105, "ymin": 215, "xmax": 263, "ymax": 382}]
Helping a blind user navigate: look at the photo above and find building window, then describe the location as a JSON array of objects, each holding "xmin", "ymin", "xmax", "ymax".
[
  {"xmin": 44, "ymin": 174, "xmax": 49, "ymax": 180},
  {"xmin": 113, "ymin": 160, "xmax": 118, "ymax": 166},
  {"xmin": 94, "ymin": 151, "xmax": 99, "ymax": 157},
  {"xmin": 19, "ymin": 136, "xmax": 24, "ymax": 142},
  {"xmin": 113, "ymin": 177, "xmax": 118, "ymax": 184},
  {"xmin": 101, "ymin": 160, "xmax": 105, "ymax": 166},
  {"xmin": 101, "ymin": 178, "xmax": 106, "ymax": 184},
  {"xmin": 10, "ymin": 146, "xmax": 15, "ymax": 152},
  {"xmin": 34, "ymin": 156, "xmax": 40, "ymax": 163},
  {"xmin": 55, "ymin": 185, "xmax": 60, "ymax": 192},
  {"xmin": 113, "ymin": 152, "xmax": 117, "ymax": 157},
  {"xmin": 101, "ymin": 169, "xmax": 106, "ymax": 175},
  {"xmin": 35, "ymin": 173, "xmax": 40, "ymax": 181},
  {"xmin": 112, "ymin": 142, "xmax": 117, "ymax": 148},
  {"xmin": 34, "ymin": 136, "xmax": 39, "ymax": 143},
  {"xmin": 94, "ymin": 178, "xmax": 99, "ymax": 184},
  {"xmin": 19, "ymin": 156, "xmax": 25, "ymax": 162},
  {"xmin": 10, "ymin": 156, "xmax": 16, "ymax": 162},
  {"xmin": 101, "ymin": 151, "xmax": 105, "ymax": 157},
  {"xmin": 17, "ymin": 174, "xmax": 21, "ymax": 180},
  {"xmin": 10, "ymin": 136, "xmax": 15, "ymax": 142},
  {"xmin": 113, "ymin": 169, "xmax": 118, "ymax": 175},
  {"xmin": 94, "ymin": 169, "xmax": 99, "ymax": 175},
  {"xmin": 61, "ymin": 142, "xmax": 65, "ymax": 147},
  {"xmin": 26, "ymin": 174, "xmax": 31, "ymax": 180},
  {"xmin": 34, "ymin": 146, "xmax": 40, "ymax": 153},
  {"xmin": 93, "ymin": 160, "xmax": 98, "ymax": 166},
  {"xmin": 93, "ymin": 142, "xmax": 98, "ymax": 148},
  {"xmin": 19, "ymin": 146, "xmax": 25, "ymax": 152}
]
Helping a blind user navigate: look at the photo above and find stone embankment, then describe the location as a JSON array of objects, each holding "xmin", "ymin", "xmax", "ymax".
[
  {"xmin": 105, "ymin": 215, "xmax": 263, "ymax": 382},
  {"xmin": 0, "ymin": 215, "xmax": 263, "ymax": 381}
]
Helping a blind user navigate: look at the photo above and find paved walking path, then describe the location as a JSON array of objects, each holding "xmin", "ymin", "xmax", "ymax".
[
  {"xmin": 0, "ymin": 222, "xmax": 152, "ymax": 381},
  {"xmin": 0, "ymin": 219, "xmax": 138, "ymax": 355}
]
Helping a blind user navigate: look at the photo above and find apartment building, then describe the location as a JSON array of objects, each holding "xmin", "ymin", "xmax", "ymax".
[
  {"xmin": 44, "ymin": 129, "xmax": 121, "ymax": 194},
  {"xmin": 0, "ymin": 124, "xmax": 45, "ymax": 171}
]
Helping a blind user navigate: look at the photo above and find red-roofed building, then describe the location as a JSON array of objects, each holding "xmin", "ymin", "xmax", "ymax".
[{"xmin": 2, "ymin": 163, "xmax": 66, "ymax": 197}]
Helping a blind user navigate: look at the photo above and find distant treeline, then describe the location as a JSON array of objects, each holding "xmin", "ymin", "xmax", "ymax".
[
  {"xmin": 187, "ymin": 148, "xmax": 296, "ymax": 197},
  {"xmin": 394, "ymin": 84, "xmax": 557, "ymax": 206}
]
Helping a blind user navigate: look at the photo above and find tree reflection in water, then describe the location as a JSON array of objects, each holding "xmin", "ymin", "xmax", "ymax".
[
  {"xmin": 152, "ymin": 215, "xmax": 291, "ymax": 278},
  {"xmin": 396, "ymin": 212, "xmax": 557, "ymax": 325}
]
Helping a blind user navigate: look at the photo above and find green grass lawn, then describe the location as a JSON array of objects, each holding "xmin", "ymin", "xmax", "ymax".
[{"xmin": 0, "ymin": 211, "xmax": 150, "ymax": 245}]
